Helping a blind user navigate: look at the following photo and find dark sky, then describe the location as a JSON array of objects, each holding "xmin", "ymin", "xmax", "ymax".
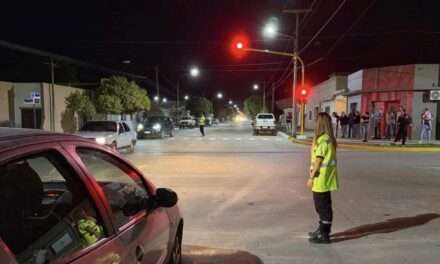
[{"xmin": 1, "ymin": 0, "xmax": 440, "ymax": 102}]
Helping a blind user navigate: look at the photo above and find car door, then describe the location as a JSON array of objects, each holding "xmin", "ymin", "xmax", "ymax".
[
  {"xmin": 122, "ymin": 122, "xmax": 135, "ymax": 143},
  {"xmin": 75, "ymin": 147, "xmax": 172, "ymax": 264},
  {"xmin": 0, "ymin": 146, "xmax": 116, "ymax": 264},
  {"xmin": 116, "ymin": 122, "xmax": 128, "ymax": 148}
]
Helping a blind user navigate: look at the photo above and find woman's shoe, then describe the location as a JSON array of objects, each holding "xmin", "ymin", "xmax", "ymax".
[{"xmin": 309, "ymin": 233, "xmax": 331, "ymax": 244}]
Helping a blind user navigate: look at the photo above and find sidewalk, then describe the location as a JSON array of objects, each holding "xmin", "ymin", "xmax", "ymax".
[
  {"xmin": 183, "ymin": 245, "xmax": 263, "ymax": 264},
  {"xmin": 280, "ymin": 130, "xmax": 440, "ymax": 152}
]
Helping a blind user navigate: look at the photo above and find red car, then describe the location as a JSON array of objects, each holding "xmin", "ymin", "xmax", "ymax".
[{"xmin": 0, "ymin": 128, "xmax": 183, "ymax": 264}]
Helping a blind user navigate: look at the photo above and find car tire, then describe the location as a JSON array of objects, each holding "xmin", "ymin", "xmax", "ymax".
[
  {"xmin": 111, "ymin": 141, "xmax": 117, "ymax": 150},
  {"xmin": 168, "ymin": 229, "xmax": 182, "ymax": 264},
  {"xmin": 272, "ymin": 130, "xmax": 277, "ymax": 136},
  {"xmin": 128, "ymin": 141, "xmax": 135, "ymax": 153}
]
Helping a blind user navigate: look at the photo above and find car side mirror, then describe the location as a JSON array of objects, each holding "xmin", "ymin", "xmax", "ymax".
[{"xmin": 155, "ymin": 188, "xmax": 178, "ymax": 208}]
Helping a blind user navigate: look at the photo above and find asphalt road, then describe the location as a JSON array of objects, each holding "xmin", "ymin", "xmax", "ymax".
[{"xmin": 126, "ymin": 122, "xmax": 440, "ymax": 264}]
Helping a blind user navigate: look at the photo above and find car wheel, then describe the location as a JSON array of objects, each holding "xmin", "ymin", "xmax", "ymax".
[
  {"xmin": 111, "ymin": 141, "xmax": 117, "ymax": 150},
  {"xmin": 169, "ymin": 230, "xmax": 182, "ymax": 264},
  {"xmin": 128, "ymin": 142, "xmax": 135, "ymax": 153},
  {"xmin": 273, "ymin": 130, "xmax": 277, "ymax": 136}
]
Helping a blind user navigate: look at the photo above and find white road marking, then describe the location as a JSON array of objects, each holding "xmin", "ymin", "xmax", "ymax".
[
  {"xmin": 262, "ymin": 138, "xmax": 269, "ymax": 141},
  {"xmin": 235, "ymin": 138, "xmax": 242, "ymax": 141},
  {"xmin": 223, "ymin": 138, "xmax": 229, "ymax": 141},
  {"xmin": 249, "ymin": 138, "xmax": 256, "ymax": 141},
  {"xmin": 208, "ymin": 137, "xmax": 216, "ymax": 141},
  {"xmin": 183, "ymin": 137, "xmax": 189, "ymax": 140}
]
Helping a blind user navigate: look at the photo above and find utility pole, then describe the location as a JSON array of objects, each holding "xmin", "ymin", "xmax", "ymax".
[
  {"xmin": 283, "ymin": 8, "xmax": 311, "ymax": 137},
  {"xmin": 263, "ymin": 81, "xmax": 266, "ymax": 111},
  {"xmin": 176, "ymin": 80, "xmax": 180, "ymax": 109},
  {"xmin": 50, "ymin": 59, "xmax": 55, "ymax": 131},
  {"xmin": 271, "ymin": 84, "xmax": 275, "ymax": 114},
  {"xmin": 155, "ymin": 65, "xmax": 160, "ymax": 100}
]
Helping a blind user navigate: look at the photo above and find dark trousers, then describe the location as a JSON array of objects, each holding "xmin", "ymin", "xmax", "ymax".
[
  {"xmin": 313, "ymin": 192, "xmax": 333, "ymax": 235},
  {"xmin": 394, "ymin": 126, "xmax": 407, "ymax": 144},
  {"xmin": 199, "ymin": 125, "xmax": 205, "ymax": 136}
]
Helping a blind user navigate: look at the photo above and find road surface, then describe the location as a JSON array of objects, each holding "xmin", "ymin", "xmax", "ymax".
[{"xmin": 126, "ymin": 122, "xmax": 440, "ymax": 264}]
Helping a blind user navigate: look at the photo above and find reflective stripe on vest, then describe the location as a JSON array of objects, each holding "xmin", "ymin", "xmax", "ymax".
[{"xmin": 321, "ymin": 160, "xmax": 337, "ymax": 168}]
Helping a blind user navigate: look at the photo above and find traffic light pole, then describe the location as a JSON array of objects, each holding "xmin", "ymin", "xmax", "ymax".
[{"xmin": 244, "ymin": 47, "xmax": 306, "ymax": 135}]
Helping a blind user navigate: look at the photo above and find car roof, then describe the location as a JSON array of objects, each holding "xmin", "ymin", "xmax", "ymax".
[{"xmin": 0, "ymin": 128, "xmax": 91, "ymax": 155}]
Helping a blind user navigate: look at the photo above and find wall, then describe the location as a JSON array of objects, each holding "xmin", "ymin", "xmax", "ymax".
[
  {"xmin": 412, "ymin": 64, "xmax": 439, "ymax": 139},
  {"xmin": 348, "ymin": 70, "xmax": 363, "ymax": 92},
  {"xmin": 0, "ymin": 81, "xmax": 13, "ymax": 124},
  {"xmin": 13, "ymin": 83, "xmax": 42, "ymax": 128},
  {"xmin": 42, "ymin": 83, "xmax": 84, "ymax": 133}
]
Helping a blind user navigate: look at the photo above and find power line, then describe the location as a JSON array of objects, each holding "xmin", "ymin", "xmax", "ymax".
[{"xmin": 299, "ymin": 0, "xmax": 348, "ymax": 55}]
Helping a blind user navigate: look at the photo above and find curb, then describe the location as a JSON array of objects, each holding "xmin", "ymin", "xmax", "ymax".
[{"xmin": 288, "ymin": 137, "xmax": 440, "ymax": 152}]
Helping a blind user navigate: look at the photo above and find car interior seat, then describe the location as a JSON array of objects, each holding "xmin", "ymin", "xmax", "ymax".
[{"xmin": 0, "ymin": 162, "xmax": 44, "ymax": 254}]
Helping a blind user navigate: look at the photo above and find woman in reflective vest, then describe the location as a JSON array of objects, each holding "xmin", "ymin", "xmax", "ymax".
[{"xmin": 307, "ymin": 112, "xmax": 339, "ymax": 244}]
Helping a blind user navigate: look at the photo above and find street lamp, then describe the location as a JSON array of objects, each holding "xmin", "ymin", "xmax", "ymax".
[
  {"xmin": 262, "ymin": 22, "xmax": 278, "ymax": 39},
  {"xmin": 253, "ymin": 84, "xmax": 259, "ymax": 90},
  {"xmin": 154, "ymin": 95, "xmax": 160, "ymax": 102},
  {"xmin": 190, "ymin": 66, "xmax": 200, "ymax": 77},
  {"xmin": 229, "ymin": 100, "xmax": 233, "ymax": 105},
  {"xmin": 162, "ymin": 97, "xmax": 167, "ymax": 103},
  {"xmin": 217, "ymin": 92, "xmax": 223, "ymax": 99},
  {"xmin": 177, "ymin": 66, "xmax": 200, "ymax": 108},
  {"xmin": 184, "ymin": 95, "xmax": 189, "ymax": 101}
]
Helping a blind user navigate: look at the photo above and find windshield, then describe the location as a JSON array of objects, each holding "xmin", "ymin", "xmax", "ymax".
[
  {"xmin": 257, "ymin": 114, "xmax": 274, "ymax": 119},
  {"xmin": 145, "ymin": 117, "xmax": 165, "ymax": 123},
  {"xmin": 80, "ymin": 121, "xmax": 117, "ymax": 132}
]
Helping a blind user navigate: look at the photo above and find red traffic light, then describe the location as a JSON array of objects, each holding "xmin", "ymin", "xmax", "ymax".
[
  {"xmin": 230, "ymin": 34, "xmax": 249, "ymax": 59},
  {"xmin": 300, "ymin": 89, "xmax": 307, "ymax": 96}
]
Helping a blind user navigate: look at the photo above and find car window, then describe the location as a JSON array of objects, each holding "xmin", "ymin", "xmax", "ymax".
[
  {"xmin": 76, "ymin": 148, "xmax": 149, "ymax": 229},
  {"xmin": 0, "ymin": 151, "xmax": 105, "ymax": 263},
  {"xmin": 122, "ymin": 122, "xmax": 130, "ymax": 132},
  {"xmin": 118, "ymin": 123, "xmax": 125, "ymax": 133},
  {"xmin": 257, "ymin": 114, "xmax": 274, "ymax": 119},
  {"xmin": 80, "ymin": 121, "xmax": 117, "ymax": 132}
]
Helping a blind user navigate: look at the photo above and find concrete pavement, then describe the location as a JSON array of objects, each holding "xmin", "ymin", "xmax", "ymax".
[{"xmin": 126, "ymin": 122, "xmax": 440, "ymax": 264}]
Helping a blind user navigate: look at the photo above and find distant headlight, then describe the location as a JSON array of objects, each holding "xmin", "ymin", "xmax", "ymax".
[
  {"xmin": 95, "ymin": 137, "xmax": 106, "ymax": 145},
  {"xmin": 152, "ymin": 123, "xmax": 162, "ymax": 131},
  {"xmin": 137, "ymin": 123, "xmax": 144, "ymax": 132}
]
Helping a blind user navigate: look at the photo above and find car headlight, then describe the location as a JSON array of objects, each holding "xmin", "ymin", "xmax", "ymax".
[
  {"xmin": 137, "ymin": 123, "xmax": 144, "ymax": 132},
  {"xmin": 152, "ymin": 123, "xmax": 162, "ymax": 131},
  {"xmin": 95, "ymin": 137, "xmax": 106, "ymax": 145}
]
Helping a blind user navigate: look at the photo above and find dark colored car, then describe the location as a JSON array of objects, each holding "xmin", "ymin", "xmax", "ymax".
[
  {"xmin": 137, "ymin": 116, "xmax": 174, "ymax": 139},
  {"xmin": 0, "ymin": 128, "xmax": 183, "ymax": 264}
]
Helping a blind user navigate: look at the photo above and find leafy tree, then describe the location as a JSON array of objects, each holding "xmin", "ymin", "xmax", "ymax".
[
  {"xmin": 185, "ymin": 96, "xmax": 213, "ymax": 116},
  {"xmin": 95, "ymin": 94, "xmax": 123, "ymax": 114},
  {"xmin": 65, "ymin": 91, "xmax": 96, "ymax": 120},
  {"xmin": 244, "ymin": 94, "xmax": 265, "ymax": 118},
  {"xmin": 95, "ymin": 76, "xmax": 151, "ymax": 114}
]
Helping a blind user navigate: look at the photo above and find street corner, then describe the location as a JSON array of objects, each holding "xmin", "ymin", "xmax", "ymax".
[{"xmin": 182, "ymin": 245, "xmax": 264, "ymax": 264}]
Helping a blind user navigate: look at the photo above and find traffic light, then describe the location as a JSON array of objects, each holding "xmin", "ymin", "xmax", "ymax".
[
  {"xmin": 230, "ymin": 34, "xmax": 249, "ymax": 59},
  {"xmin": 297, "ymin": 84, "xmax": 310, "ymax": 103}
]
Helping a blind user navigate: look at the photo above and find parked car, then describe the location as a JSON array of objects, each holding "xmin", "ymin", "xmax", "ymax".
[
  {"xmin": 253, "ymin": 113, "xmax": 277, "ymax": 136},
  {"xmin": 137, "ymin": 116, "xmax": 174, "ymax": 139},
  {"xmin": 0, "ymin": 128, "xmax": 183, "ymax": 264},
  {"xmin": 178, "ymin": 116, "xmax": 196, "ymax": 128},
  {"xmin": 77, "ymin": 120, "xmax": 137, "ymax": 152}
]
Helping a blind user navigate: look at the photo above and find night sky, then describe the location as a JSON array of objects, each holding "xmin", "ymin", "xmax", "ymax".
[{"xmin": 1, "ymin": 0, "xmax": 440, "ymax": 102}]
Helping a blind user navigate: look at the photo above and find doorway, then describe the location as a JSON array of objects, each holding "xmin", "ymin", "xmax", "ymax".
[{"xmin": 21, "ymin": 108, "xmax": 42, "ymax": 129}]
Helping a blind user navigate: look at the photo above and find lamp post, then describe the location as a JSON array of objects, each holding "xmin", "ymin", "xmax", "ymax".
[
  {"xmin": 176, "ymin": 66, "xmax": 199, "ymax": 109},
  {"xmin": 253, "ymin": 82, "xmax": 267, "ymax": 111}
]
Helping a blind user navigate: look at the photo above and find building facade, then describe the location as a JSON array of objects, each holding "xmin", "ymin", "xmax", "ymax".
[{"xmin": 0, "ymin": 82, "xmax": 84, "ymax": 133}]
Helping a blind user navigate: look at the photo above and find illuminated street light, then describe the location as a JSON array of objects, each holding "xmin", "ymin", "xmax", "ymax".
[
  {"xmin": 263, "ymin": 22, "xmax": 278, "ymax": 39},
  {"xmin": 253, "ymin": 84, "xmax": 259, "ymax": 90},
  {"xmin": 154, "ymin": 95, "xmax": 159, "ymax": 102},
  {"xmin": 190, "ymin": 66, "xmax": 200, "ymax": 77},
  {"xmin": 229, "ymin": 100, "xmax": 233, "ymax": 105},
  {"xmin": 233, "ymin": 104, "xmax": 238, "ymax": 108},
  {"xmin": 217, "ymin": 92, "xmax": 223, "ymax": 99},
  {"xmin": 184, "ymin": 95, "xmax": 189, "ymax": 100},
  {"xmin": 162, "ymin": 97, "xmax": 167, "ymax": 103}
]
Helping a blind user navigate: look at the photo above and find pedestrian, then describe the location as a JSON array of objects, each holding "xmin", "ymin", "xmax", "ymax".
[
  {"xmin": 339, "ymin": 112, "xmax": 348, "ymax": 138},
  {"xmin": 394, "ymin": 108, "xmax": 411, "ymax": 145},
  {"xmin": 332, "ymin": 112, "xmax": 340, "ymax": 138},
  {"xmin": 307, "ymin": 112, "xmax": 339, "ymax": 244},
  {"xmin": 199, "ymin": 112, "xmax": 206, "ymax": 136},
  {"xmin": 372, "ymin": 109, "xmax": 382, "ymax": 139},
  {"xmin": 353, "ymin": 111, "xmax": 361, "ymax": 139},
  {"xmin": 361, "ymin": 111, "xmax": 370, "ymax": 142},
  {"xmin": 386, "ymin": 109, "xmax": 397, "ymax": 139},
  {"xmin": 420, "ymin": 108, "xmax": 433, "ymax": 144},
  {"xmin": 348, "ymin": 112, "xmax": 354, "ymax": 138}
]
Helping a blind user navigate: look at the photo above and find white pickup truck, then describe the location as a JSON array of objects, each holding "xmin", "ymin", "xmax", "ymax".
[{"xmin": 253, "ymin": 113, "xmax": 277, "ymax": 136}]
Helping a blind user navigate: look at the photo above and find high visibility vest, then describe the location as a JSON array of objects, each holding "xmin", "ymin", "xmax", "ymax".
[
  {"xmin": 310, "ymin": 133, "xmax": 339, "ymax": 192},
  {"xmin": 199, "ymin": 116, "xmax": 206, "ymax": 126},
  {"xmin": 78, "ymin": 217, "xmax": 103, "ymax": 246}
]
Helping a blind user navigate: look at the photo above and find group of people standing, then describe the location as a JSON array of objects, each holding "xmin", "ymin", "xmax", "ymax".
[{"xmin": 332, "ymin": 106, "xmax": 432, "ymax": 145}]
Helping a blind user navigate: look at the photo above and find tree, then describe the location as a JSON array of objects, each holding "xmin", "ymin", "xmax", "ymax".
[
  {"xmin": 95, "ymin": 76, "xmax": 151, "ymax": 114},
  {"xmin": 65, "ymin": 91, "xmax": 96, "ymax": 120},
  {"xmin": 244, "ymin": 94, "xmax": 265, "ymax": 118},
  {"xmin": 185, "ymin": 96, "xmax": 213, "ymax": 116}
]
